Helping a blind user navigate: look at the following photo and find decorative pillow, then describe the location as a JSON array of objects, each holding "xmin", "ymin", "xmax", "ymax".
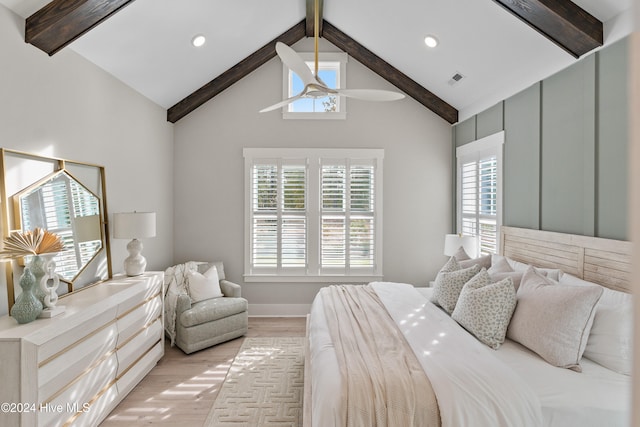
[
  {"xmin": 439, "ymin": 256, "xmax": 461, "ymax": 274},
  {"xmin": 453, "ymin": 246, "xmax": 471, "ymax": 261},
  {"xmin": 187, "ymin": 265, "xmax": 223, "ymax": 303},
  {"xmin": 503, "ymin": 256, "xmax": 562, "ymax": 281},
  {"xmin": 430, "ymin": 257, "xmax": 460, "ymax": 303},
  {"xmin": 433, "ymin": 264, "xmax": 481, "ymax": 314},
  {"xmin": 507, "ymin": 267, "xmax": 603, "ymax": 372},
  {"xmin": 488, "ymin": 271, "xmax": 524, "ymax": 291},
  {"xmin": 488, "ymin": 255, "xmax": 513, "ymax": 274},
  {"xmin": 459, "ymin": 254, "xmax": 491, "ymax": 270},
  {"xmin": 559, "ymin": 274, "xmax": 632, "ymax": 375},
  {"xmin": 452, "ymin": 270, "xmax": 516, "ymax": 349}
]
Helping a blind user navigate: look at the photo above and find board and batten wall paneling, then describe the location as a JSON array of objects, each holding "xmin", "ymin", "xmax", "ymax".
[
  {"xmin": 503, "ymin": 83, "xmax": 542, "ymax": 229},
  {"xmin": 541, "ymin": 54, "xmax": 596, "ymax": 236},
  {"xmin": 454, "ymin": 116, "xmax": 476, "ymax": 147},
  {"xmin": 476, "ymin": 102, "xmax": 504, "ymax": 140},
  {"xmin": 452, "ymin": 37, "xmax": 629, "ymax": 241},
  {"xmin": 597, "ymin": 37, "xmax": 628, "ymax": 240}
]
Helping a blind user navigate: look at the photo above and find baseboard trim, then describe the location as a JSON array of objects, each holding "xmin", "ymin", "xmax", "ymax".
[{"xmin": 248, "ymin": 304, "xmax": 311, "ymax": 317}]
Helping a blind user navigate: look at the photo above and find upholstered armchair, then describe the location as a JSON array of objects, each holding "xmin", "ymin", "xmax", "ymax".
[{"xmin": 164, "ymin": 261, "xmax": 248, "ymax": 354}]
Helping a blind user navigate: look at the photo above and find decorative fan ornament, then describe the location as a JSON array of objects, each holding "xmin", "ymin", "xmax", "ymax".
[{"xmin": 260, "ymin": 0, "xmax": 404, "ymax": 113}]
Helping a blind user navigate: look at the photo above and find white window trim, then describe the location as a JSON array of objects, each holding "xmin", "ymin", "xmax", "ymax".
[
  {"xmin": 456, "ymin": 131, "xmax": 504, "ymax": 255},
  {"xmin": 244, "ymin": 148, "xmax": 383, "ymax": 282},
  {"xmin": 282, "ymin": 52, "xmax": 348, "ymax": 120}
]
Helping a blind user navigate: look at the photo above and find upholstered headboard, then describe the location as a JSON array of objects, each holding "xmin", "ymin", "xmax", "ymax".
[{"xmin": 500, "ymin": 226, "xmax": 632, "ymax": 293}]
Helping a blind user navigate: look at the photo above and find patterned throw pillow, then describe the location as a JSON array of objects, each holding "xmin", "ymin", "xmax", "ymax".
[
  {"xmin": 433, "ymin": 264, "xmax": 481, "ymax": 313},
  {"xmin": 452, "ymin": 269, "xmax": 517, "ymax": 349}
]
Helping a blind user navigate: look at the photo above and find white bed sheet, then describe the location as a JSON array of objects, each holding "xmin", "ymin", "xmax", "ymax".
[
  {"xmin": 415, "ymin": 287, "xmax": 631, "ymax": 427},
  {"xmin": 308, "ymin": 285, "xmax": 631, "ymax": 427}
]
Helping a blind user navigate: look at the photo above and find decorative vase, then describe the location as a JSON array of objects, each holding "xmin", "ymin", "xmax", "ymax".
[
  {"xmin": 10, "ymin": 267, "xmax": 43, "ymax": 324},
  {"xmin": 30, "ymin": 255, "xmax": 48, "ymax": 305},
  {"xmin": 38, "ymin": 255, "xmax": 65, "ymax": 318}
]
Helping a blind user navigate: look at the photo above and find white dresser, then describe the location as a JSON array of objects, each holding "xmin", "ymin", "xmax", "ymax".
[{"xmin": 0, "ymin": 272, "xmax": 164, "ymax": 427}]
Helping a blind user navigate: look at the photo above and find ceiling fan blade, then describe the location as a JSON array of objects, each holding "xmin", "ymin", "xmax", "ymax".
[
  {"xmin": 259, "ymin": 93, "xmax": 304, "ymax": 113},
  {"xmin": 334, "ymin": 88, "xmax": 405, "ymax": 102},
  {"xmin": 275, "ymin": 42, "xmax": 317, "ymax": 86}
]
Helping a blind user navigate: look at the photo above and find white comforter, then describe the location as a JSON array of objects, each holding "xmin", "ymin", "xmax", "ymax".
[{"xmin": 309, "ymin": 282, "xmax": 543, "ymax": 427}]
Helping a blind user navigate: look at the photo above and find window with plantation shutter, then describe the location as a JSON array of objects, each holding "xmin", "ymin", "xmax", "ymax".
[
  {"xmin": 456, "ymin": 131, "xmax": 503, "ymax": 255},
  {"xmin": 244, "ymin": 148, "xmax": 383, "ymax": 282},
  {"xmin": 19, "ymin": 172, "xmax": 101, "ymax": 281}
]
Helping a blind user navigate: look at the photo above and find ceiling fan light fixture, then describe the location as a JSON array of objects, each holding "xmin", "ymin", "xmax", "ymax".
[
  {"xmin": 424, "ymin": 35, "xmax": 439, "ymax": 48},
  {"xmin": 191, "ymin": 34, "xmax": 206, "ymax": 48}
]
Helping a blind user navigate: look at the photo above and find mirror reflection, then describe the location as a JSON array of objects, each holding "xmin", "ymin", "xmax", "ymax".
[{"xmin": 15, "ymin": 171, "xmax": 102, "ymax": 282}]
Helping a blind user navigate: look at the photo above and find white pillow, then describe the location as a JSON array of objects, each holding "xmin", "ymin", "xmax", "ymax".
[
  {"xmin": 459, "ymin": 254, "xmax": 491, "ymax": 270},
  {"xmin": 187, "ymin": 265, "xmax": 223, "ymax": 303},
  {"xmin": 503, "ymin": 255, "xmax": 562, "ymax": 281},
  {"xmin": 559, "ymin": 274, "xmax": 632, "ymax": 375},
  {"xmin": 452, "ymin": 246, "xmax": 471, "ymax": 261},
  {"xmin": 432, "ymin": 264, "xmax": 481, "ymax": 314},
  {"xmin": 452, "ymin": 269, "xmax": 516, "ymax": 350},
  {"xmin": 507, "ymin": 266, "xmax": 603, "ymax": 372}
]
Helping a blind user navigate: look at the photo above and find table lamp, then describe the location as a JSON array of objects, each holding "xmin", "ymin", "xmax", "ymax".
[
  {"xmin": 444, "ymin": 234, "xmax": 478, "ymax": 259},
  {"xmin": 113, "ymin": 212, "xmax": 156, "ymax": 276}
]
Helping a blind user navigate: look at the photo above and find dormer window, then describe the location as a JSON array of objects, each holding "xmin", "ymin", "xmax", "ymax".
[{"xmin": 282, "ymin": 52, "xmax": 347, "ymax": 119}]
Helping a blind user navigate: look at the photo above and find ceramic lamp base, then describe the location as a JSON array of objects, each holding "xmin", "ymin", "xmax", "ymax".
[{"xmin": 124, "ymin": 238, "xmax": 147, "ymax": 276}]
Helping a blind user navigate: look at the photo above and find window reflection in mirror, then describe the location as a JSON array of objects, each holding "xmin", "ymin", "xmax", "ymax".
[{"xmin": 16, "ymin": 171, "xmax": 102, "ymax": 282}]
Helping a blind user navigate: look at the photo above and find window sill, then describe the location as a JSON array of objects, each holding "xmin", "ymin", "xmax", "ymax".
[{"xmin": 243, "ymin": 274, "xmax": 383, "ymax": 283}]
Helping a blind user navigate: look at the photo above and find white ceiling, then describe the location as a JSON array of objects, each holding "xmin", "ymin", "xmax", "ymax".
[{"xmin": 1, "ymin": 0, "xmax": 633, "ymax": 121}]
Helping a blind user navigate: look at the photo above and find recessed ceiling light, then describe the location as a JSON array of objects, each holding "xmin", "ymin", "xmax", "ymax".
[
  {"xmin": 424, "ymin": 35, "xmax": 439, "ymax": 48},
  {"xmin": 191, "ymin": 34, "xmax": 206, "ymax": 47}
]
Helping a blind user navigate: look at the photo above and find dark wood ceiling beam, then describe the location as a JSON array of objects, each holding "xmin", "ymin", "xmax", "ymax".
[
  {"xmin": 167, "ymin": 21, "xmax": 306, "ymax": 123},
  {"xmin": 306, "ymin": 0, "xmax": 323, "ymax": 37},
  {"xmin": 322, "ymin": 21, "xmax": 458, "ymax": 124},
  {"xmin": 491, "ymin": 0, "xmax": 602, "ymax": 58},
  {"xmin": 26, "ymin": 0, "xmax": 136, "ymax": 56}
]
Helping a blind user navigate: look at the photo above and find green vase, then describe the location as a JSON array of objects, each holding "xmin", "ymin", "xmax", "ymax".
[
  {"xmin": 11, "ymin": 267, "xmax": 43, "ymax": 324},
  {"xmin": 30, "ymin": 255, "xmax": 47, "ymax": 306}
]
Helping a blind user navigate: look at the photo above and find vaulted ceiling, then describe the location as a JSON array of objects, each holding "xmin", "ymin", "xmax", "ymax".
[{"xmin": 1, "ymin": 0, "xmax": 633, "ymax": 124}]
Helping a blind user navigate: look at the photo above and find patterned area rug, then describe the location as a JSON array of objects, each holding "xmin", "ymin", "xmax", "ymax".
[{"xmin": 204, "ymin": 337, "xmax": 304, "ymax": 426}]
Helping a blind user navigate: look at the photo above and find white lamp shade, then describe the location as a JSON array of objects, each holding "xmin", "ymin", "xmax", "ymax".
[
  {"xmin": 444, "ymin": 234, "xmax": 478, "ymax": 258},
  {"xmin": 113, "ymin": 212, "xmax": 156, "ymax": 239}
]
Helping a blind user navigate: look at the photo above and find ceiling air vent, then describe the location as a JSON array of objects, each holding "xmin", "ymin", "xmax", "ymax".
[{"xmin": 448, "ymin": 72, "xmax": 465, "ymax": 86}]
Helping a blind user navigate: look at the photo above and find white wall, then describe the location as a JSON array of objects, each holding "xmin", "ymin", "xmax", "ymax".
[
  {"xmin": 630, "ymin": 3, "xmax": 639, "ymax": 425},
  {"xmin": 0, "ymin": 6, "xmax": 174, "ymax": 316},
  {"xmin": 173, "ymin": 38, "xmax": 452, "ymax": 315}
]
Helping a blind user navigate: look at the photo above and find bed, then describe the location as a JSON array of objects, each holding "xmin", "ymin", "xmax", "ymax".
[{"xmin": 303, "ymin": 226, "xmax": 633, "ymax": 427}]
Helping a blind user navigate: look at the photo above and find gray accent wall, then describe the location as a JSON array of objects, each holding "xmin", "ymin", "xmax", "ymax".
[
  {"xmin": 504, "ymin": 83, "xmax": 541, "ymax": 230},
  {"xmin": 453, "ymin": 37, "xmax": 629, "ymax": 241}
]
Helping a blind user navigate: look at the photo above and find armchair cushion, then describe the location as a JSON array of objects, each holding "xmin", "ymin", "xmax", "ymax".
[{"xmin": 181, "ymin": 297, "xmax": 248, "ymax": 328}]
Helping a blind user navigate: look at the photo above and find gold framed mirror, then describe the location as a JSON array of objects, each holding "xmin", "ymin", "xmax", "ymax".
[{"xmin": 0, "ymin": 149, "xmax": 112, "ymax": 315}]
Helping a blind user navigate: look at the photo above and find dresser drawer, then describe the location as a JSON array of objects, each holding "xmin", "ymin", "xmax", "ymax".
[
  {"xmin": 116, "ymin": 276, "xmax": 162, "ymax": 317},
  {"xmin": 38, "ymin": 323, "xmax": 118, "ymax": 404},
  {"xmin": 66, "ymin": 383, "xmax": 118, "ymax": 427},
  {"xmin": 37, "ymin": 307, "xmax": 118, "ymax": 364},
  {"xmin": 117, "ymin": 318, "xmax": 162, "ymax": 377},
  {"xmin": 116, "ymin": 340, "xmax": 164, "ymax": 398},
  {"xmin": 39, "ymin": 353, "xmax": 118, "ymax": 427},
  {"xmin": 117, "ymin": 294, "xmax": 162, "ymax": 346}
]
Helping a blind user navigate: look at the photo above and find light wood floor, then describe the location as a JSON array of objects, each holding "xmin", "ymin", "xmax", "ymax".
[{"xmin": 100, "ymin": 317, "xmax": 306, "ymax": 427}]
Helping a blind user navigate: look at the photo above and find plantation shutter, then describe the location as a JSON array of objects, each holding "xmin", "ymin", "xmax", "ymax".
[
  {"xmin": 250, "ymin": 160, "xmax": 307, "ymax": 273},
  {"xmin": 457, "ymin": 132, "xmax": 503, "ymax": 255},
  {"xmin": 244, "ymin": 148, "xmax": 383, "ymax": 280},
  {"xmin": 320, "ymin": 160, "xmax": 376, "ymax": 274},
  {"xmin": 19, "ymin": 173, "xmax": 102, "ymax": 280}
]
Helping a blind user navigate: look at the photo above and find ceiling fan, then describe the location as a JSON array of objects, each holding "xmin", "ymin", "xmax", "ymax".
[{"xmin": 259, "ymin": 0, "xmax": 405, "ymax": 113}]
